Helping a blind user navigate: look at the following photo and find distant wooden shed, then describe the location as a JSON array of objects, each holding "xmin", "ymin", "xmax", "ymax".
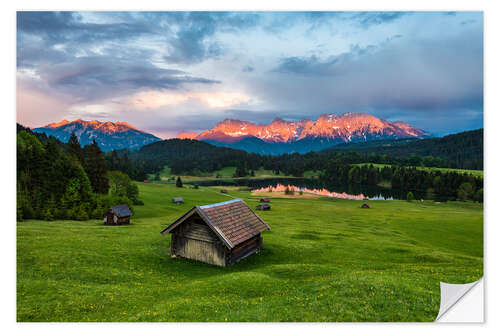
[
  {"xmin": 104, "ymin": 204, "xmax": 132, "ymax": 225},
  {"xmin": 161, "ymin": 198, "xmax": 270, "ymax": 266},
  {"xmin": 220, "ymin": 189, "xmax": 228, "ymax": 193},
  {"xmin": 260, "ymin": 198, "xmax": 271, "ymax": 203},
  {"xmin": 173, "ymin": 197, "xmax": 184, "ymax": 204},
  {"xmin": 256, "ymin": 203, "xmax": 271, "ymax": 211},
  {"xmin": 361, "ymin": 203, "xmax": 370, "ymax": 209}
]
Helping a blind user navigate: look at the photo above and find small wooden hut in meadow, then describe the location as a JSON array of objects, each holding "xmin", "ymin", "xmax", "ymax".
[
  {"xmin": 161, "ymin": 198, "xmax": 270, "ymax": 266},
  {"xmin": 220, "ymin": 189, "xmax": 228, "ymax": 194},
  {"xmin": 104, "ymin": 204, "xmax": 132, "ymax": 225},
  {"xmin": 361, "ymin": 203, "xmax": 370, "ymax": 209},
  {"xmin": 256, "ymin": 203, "xmax": 271, "ymax": 211},
  {"xmin": 260, "ymin": 198, "xmax": 271, "ymax": 203},
  {"xmin": 172, "ymin": 197, "xmax": 184, "ymax": 204}
]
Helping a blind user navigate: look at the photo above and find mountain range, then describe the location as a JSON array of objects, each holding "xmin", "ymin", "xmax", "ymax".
[
  {"xmin": 32, "ymin": 119, "xmax": 161, "ymax": 152},
  {"xmin": 178, "ymin": 113, "xmax": 429, "ymax": 154},
  {"xmin": 31, "ymin": 113, "xmax": 429, "ymax": 154}
]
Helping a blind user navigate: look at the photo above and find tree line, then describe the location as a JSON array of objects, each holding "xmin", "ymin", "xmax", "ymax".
[{"xmin": 319, "ymin": 163, "xmax": 483, "ymax": 202}]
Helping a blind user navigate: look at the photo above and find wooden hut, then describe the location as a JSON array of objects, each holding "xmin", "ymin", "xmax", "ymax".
[
  {"xmin": 104, "ymin": 204, "xmax": 132, "ymax": 225},
  {"xmin": 173, "ymin": 197, "xmax": 184, "ymax": 204},
  {"xmin": 256, "ymin": 203, "xmax": 271, "ymax": 211},
  {"xmin": 260, "ymin": 198, "xmax": 271, "ymax": 203},
  {"xmin": 361, "ymin": 203, "xmax": 370, "ymax": 209},
  {"xmin": 220, "ymin": 189, "xmax": 228, "ymax": 194},
  {"xmin": 161, "ymin": 198, "xmax": 270, "ymax": 266}
]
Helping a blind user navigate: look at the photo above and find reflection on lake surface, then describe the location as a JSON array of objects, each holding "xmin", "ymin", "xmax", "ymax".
[
  {"xmin": 252, "ymin": 184, "xmax": 392, "ymax": 200},
  {"xmin": 187, "ymin": 177, "xmax": 420, "ymax": 200}
]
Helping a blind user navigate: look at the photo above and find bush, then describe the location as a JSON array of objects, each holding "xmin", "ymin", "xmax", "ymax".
[
  {"xmin": 426, "ymin": 188, "xmax": 435, "ymax": 201},
  {"xmin": 74, "ymin": 205, "xmax": 89, "ymax": 221},
  {"xmin": 194, "ymin": 184, "xmax": 199, "ymax": 189},
  {"xmin": 42, "ymin": 209, "xmax": 54, "ymax": 221},
  {"xmin": 406, "ymin": 192, "xmax": 415, "ymax": 201},
  {"xmin": 474, "ymin": 188, "xmax": 483, "ymax": 203},
  {"xmin": 457, "ymin": 182, "xmax": 475, "ymax": 201},
  {"xmin": 91, "ymin": 207, "xmax": 105, "ymax": 220},
  {"xmin": 176, "ymin": 176, "xmax": 183, "ymax": 188}
]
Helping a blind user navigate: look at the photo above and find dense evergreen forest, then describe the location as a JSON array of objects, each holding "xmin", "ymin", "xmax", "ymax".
[
  {"xmin": 323, "ymin": 129, "xmax": 483, "ymax": 170},
  {"xmin": 17, "ymin": 124, "xmax": 142, "ymax": 221}
]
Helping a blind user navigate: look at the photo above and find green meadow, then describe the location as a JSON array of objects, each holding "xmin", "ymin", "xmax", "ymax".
[{"xmin": 17, "ymin": 182, "xmax": 483, "ymax": 322}]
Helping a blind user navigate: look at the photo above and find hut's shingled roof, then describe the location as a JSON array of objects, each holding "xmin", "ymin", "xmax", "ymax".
[
  {"xmin": 161, "ymin": 199, "xmax": 270, "ymax": 248},
  {"xmin": 110, "ymin": 204, "xmax": 132, "ymax": 217},
  {"xmin": 199, "ymin": 199, "xmax": 270, "ymax": 247}
]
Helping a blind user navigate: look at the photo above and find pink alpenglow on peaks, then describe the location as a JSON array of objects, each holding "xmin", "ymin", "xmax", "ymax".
[{"xmin": 178, "ymin": 112, "xmax": 428, "ymax": 144}]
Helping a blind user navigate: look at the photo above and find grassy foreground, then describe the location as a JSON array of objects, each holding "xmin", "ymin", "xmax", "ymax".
[{"xmin": 17, "ymin": 183, "xmax": 483, "ymax": 322}]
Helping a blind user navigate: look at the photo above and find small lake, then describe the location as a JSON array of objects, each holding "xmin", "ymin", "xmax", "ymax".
[{"xmin": 185, "ymin": 177, "xmax": 426, "ymax": 201}]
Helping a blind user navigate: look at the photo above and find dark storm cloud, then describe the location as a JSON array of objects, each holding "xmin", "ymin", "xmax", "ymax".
[
  {"xmin": 17, "ymin": 11, "xmax": 224, "ymax": 102},
  {"xmin": 40, "ymin": 56, "xmax": 220, "ymax": 102},
  {"xmin": 162, "ymin": 12, "xmax": 260, "ymax": 64},
  {"xmin": 273, "ymin": 38, "xmax": 398, "ymax": 76},
  {"xmin": 17, "ymin": 11, "xmax": 152, "ymax": 45}
]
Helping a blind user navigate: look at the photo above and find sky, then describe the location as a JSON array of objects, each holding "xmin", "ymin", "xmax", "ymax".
[{"xmin": 16, "ymin": 11, "xmax": 483, "ymax": 138}]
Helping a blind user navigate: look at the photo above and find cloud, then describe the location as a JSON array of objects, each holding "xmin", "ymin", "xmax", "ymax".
[
  {"xmin": 350, "ymin": 12, "xmax": 408, "ymax": 28},
  {"xmin": 17, "ymin": 11, "xmax": 152, "ymax": 46},
  {"xmin": 242, "ymin": 65, "xmax": 255, "ymax": 72},
  {"xmin": 30, "ymin": 56, "xmax": 220, "ymax": 103},
  {"xmin": 162, "ymin": 12, "xmax": 261, "ymax": 64},
  {"xmin": 127, "ymin": 90, "xmax": 251, "ymax": 110},
  {"xmin": 258, "ymin": 22, "xmax": 483, "ymax": 134}
]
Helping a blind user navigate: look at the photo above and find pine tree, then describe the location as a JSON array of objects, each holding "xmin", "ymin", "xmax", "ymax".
[
  {"xmin": 83, "ymin": 140, "xmax": 109, "ymax": 194},
  {"xmin": 67, "ymin": 132, "xmax": 83, "ymax": 163},
  {"xmin": 176, "ymin": 176, "xmax": 183, "ymax": 188}
]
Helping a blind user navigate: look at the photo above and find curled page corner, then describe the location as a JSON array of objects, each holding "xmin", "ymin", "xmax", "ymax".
[{"xmin": 435, "ymin": 278, "xmax": 483, "ymax": 322}]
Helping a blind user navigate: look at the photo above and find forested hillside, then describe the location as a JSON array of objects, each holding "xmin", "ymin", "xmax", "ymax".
[
  {"xmin": 323, "ymin": 129, "xmax": 483, "ymax": 169},
  {"xmin": 17, "ymin": 124, "xmax": 142, "ymax": 221}
]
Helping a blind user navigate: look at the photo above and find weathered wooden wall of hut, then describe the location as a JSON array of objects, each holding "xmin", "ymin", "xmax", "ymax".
[
  {"xmin": 229, "ymin": 234, "xmax": 262, "ymax": 265},
  {"xmin": 170, "ymin": 216, "xmax": 227, "ymax": 266}
]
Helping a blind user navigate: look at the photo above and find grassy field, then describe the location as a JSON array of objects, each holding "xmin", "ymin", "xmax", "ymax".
[
  {"xmin": 153, "ymin": 166, "xmax": 320, "ymax": 182},
  {"xmin": 17, "ymin": 183, "xmax": 483, "ymax": 322},
  {"xmin": 354, "ymin": 163, "xmax": 483, "ymax": 178}
]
